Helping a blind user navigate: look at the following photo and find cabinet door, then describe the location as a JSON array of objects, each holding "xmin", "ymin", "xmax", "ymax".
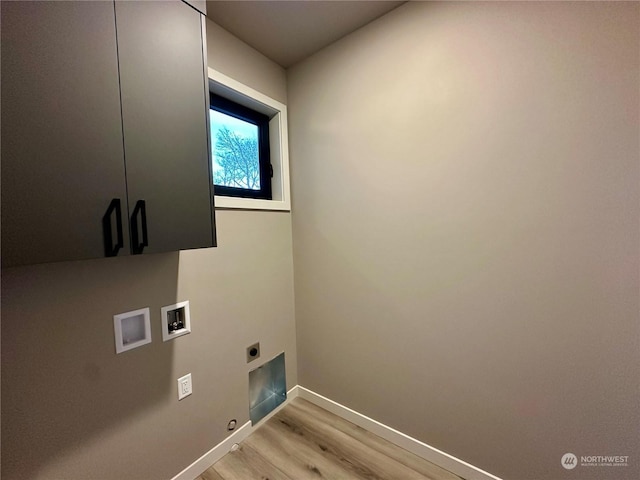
[
  {"xmin": 1, "ymin": 1, "xmax": 130, "ymax": 267},
  {"xmin": 115, "ymin": 0, "xmax": 215, "ymax": 255}
]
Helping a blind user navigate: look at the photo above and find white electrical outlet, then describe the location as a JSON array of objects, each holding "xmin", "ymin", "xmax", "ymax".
[{"xmin": 177, "ymin": 373, "xmax": 192, "ymax": 400}]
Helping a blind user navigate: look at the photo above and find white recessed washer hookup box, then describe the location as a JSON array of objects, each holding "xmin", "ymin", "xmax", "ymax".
[
  {"xmin": 161, "ymin": 300, "xmax": 191, "ymax": 342},
  {"xmin": 113, "ymin": 307, "xmax": 152, "ymax": 354}
]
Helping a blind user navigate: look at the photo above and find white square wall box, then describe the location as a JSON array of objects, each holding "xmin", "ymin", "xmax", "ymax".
[
  {"xmin": 161, "ymin": 300, "xmax": 191, "ymax": 342},
  {"xmin": 113, "ymin": 307, "xmax": 152, "ymax": 354}
]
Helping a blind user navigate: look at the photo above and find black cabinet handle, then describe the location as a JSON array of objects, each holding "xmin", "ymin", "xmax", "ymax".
[
  {"xmin": 131, "ymin": 200, "xmax": 148, "ymax": 254},
  {"xmin": 102, "ymin": 198, "xmax": 124, "ymax": 257}
]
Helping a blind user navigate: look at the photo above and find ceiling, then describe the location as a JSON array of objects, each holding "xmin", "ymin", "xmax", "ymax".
[{"xmin": 205, "ymin": 1, "xmax": 405, "ymax": 68}]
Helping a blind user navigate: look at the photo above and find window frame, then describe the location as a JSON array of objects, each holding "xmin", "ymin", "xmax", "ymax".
[
  {"xmin": 209, "ymin": 93, "xmax": 272, "ymax": 200},
  {"xmin": 208, "ymin": 67, "xmax": 291, "ymax": 211}
]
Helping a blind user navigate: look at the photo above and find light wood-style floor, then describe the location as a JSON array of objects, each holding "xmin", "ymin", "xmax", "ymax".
[{"xmin": 196, "ymin": 398, "xmax": 464, "ymax": 480}]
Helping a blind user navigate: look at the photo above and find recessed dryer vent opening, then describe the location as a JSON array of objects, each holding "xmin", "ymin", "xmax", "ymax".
[{"xmin": 249, "ymin": 352, "xmax": 286, "ymax": 425}]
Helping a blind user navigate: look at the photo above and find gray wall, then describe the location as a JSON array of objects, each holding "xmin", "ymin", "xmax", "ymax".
[
  {"xmin": 0, "ymin": 19, "xmax": 296, "ymax": 480},
  {"xmin": 206, "ymin": 19, "xmax": 287, "ymax": 104},
  {"xmin": 288, "ymin": 2, "xmax": 639, "ymax": 480}
]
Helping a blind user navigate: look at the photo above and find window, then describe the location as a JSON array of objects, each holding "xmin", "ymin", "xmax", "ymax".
[
  {"xmin": 210, "ymin": 94, "xmax": 271, "ymax": 200},
  {"xmin": 208, "ymin": 67, "xmax": 291, "ymax": 211}
]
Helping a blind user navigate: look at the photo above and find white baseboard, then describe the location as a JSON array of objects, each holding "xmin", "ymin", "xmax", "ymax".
[
  {"xmin": 170, "ymin": 419, "xmax": 252, "ymax": 480},
  {"xmin": 297, "ymin": 386, "xmax": 502, "ymax": 480},
  {"xmin": 172, "ymin": 385, "xmax": 500, "ymax": 480},
  {"xmin": 171, "ymin": 386, "xmax": 300, "ymax": 480}
]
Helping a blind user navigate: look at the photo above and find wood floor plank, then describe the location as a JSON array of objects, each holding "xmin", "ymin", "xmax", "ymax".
[
  {"xmin": 204, "ymin": 397, "xmax": 465, "ymax": 480},
  {"xmin": 266, "ymin": 412, "xmax": 391, "ymax": 480},
  {"xmin": 245, "ymin": 418, "xmax": 371, "ymax": 479},
  {"xmin": 213, "ymin": 443, "xmax": 293, "ymax": 480},
  {"xmin": 288, "ymin": 399, "xmax": 463, "ymax": 480},
  {"xmin": 272, "ymin": 403, "xmax": 436, "ymax": 480},
  {"xmin": 196, "ymin": 466, "xmax": 226, "ymax": 480}
]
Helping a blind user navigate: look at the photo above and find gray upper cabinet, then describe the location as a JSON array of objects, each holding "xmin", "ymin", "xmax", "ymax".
[
  {"xmin": 1, "ymin": 1, "xmax": 130, "ymax": 267},
  {"xmin": 1, "ymin": 1, "xmax": 215, "ymax": 268},
  {"xmin": 116, "ymin": 1, "xmax": 215, "ymax": 255}
]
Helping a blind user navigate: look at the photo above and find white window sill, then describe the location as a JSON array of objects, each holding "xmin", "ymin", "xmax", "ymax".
[{"xmin": 214, "ymin": 195, "xmax": 290, "ymax": 211}]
